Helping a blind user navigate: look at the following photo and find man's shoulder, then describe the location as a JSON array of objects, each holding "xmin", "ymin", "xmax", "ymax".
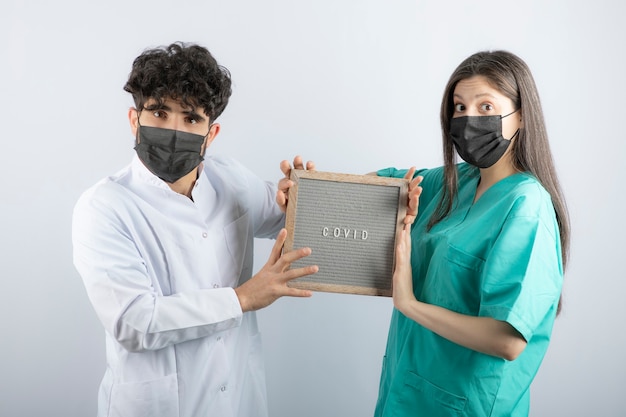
[
  {"xmin": 201, "ymin": 155, "xmax": 263, "ymax": 189},
  {"xmin": 75, "ymin": 165, "xmax": 134, "ymax": 212},
  {"xmin": 202, "ymin": 154, "xmax": 247, "ymax": 174}
]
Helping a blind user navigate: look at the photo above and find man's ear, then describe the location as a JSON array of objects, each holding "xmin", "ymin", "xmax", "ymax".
[
  {"xmin": 128, "ymin": 107, "xmax": 139, "ymax": 137},
  {"xmin": 202, "ymin": 123, "xmax": 221, "ymax": 153}
]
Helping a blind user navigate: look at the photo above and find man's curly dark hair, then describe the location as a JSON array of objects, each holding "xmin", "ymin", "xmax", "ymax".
[{"xmin": 123, "ymin": 42, "xmax": 232, "ymax": 122}]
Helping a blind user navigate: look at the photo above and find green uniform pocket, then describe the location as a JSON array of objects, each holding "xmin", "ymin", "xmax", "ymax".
[{"xmin": 402, "ymin": 371, "xmax": 467, "ymax": 416}]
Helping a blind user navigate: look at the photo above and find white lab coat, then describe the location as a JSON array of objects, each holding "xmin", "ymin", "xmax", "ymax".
[{"xmin": 72, "ymin": 154, "xmax": 285, "ymax": 417}]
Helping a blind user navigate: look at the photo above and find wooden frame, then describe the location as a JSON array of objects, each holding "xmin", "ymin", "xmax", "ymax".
[{"xmin": 284, "ymin": 170, "xmax": 408, "ymax": 296}]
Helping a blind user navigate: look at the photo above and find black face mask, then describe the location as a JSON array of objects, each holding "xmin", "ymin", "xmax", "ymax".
[
  {"xmin": 449, "ymin": 109, "xmax": 520, "ymax": 168},
  {"xmin": 134, "ymin": 125, "xmax": 207, "ymax": 183}
]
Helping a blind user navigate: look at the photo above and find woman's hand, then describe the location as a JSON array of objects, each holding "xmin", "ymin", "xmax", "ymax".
[
  {"xmin": 392, "ymin": 224, "xmax": 417, "ymax": 313},
  {"xmin": 403, "ymin": 167, "xmax": 423, "ymax": 225},
  {"xmin": 390, "ymin": 224, "xmax": 527, "ymax": 360}
]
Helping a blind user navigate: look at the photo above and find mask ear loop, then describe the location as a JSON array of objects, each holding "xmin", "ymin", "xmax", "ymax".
[
  {"xmin": 135, "ymin": 109, "xmax": 144, "ymax": 145},
  {"xmin": 502, "ymin": 108, "xmax": 521, "ymax": 141},
  {"xmin": 500, "ymin": 108, "xmax": 520, "ymax": 119},
  {"xmin": 506, "ymin": 128, "xmax": 520, "ymax": 141}
]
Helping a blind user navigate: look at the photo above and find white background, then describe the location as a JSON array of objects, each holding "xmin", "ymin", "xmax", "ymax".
[{"xmin": 1, "ymin": 1, "xmax": 625, "ymax": 416}]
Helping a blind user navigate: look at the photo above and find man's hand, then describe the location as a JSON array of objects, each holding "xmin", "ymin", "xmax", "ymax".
[
  {"xmin": 276, "ymin": 155, "xmax": 315, "ymax": 213},
  {"xmin": 234, "ymin": 228, "xmax": 318, "ymax": 312}
]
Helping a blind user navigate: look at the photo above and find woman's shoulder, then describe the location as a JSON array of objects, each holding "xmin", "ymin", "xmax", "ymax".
[
  {"xmin": 505, "ymin": 173, "xmax": 555, "ymax": 220},
  {"xmin": 509, "ymin": 172, "xmax": 551, "ymax": 199}
]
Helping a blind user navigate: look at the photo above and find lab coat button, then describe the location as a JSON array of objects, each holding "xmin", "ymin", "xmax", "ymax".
[
  {"xmin": 220, "ymin": 385, "xmax": 227, "ymax": 392},
  {"xmin": 213, "ymin": 284, "xmax": 220, "ymax": 288},
  {"xmin": 202, "ymin": 232, "xmax": 208, "ymax": 238}
]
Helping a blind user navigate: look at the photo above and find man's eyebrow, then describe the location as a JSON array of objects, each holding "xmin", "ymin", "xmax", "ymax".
[
  {"xmin": 143, "ymin": 103, "xmax": 172, "ymax": 111},
  {"xmin": 183, "ymin": 110, "xmax": 206, "ymax": 121}
]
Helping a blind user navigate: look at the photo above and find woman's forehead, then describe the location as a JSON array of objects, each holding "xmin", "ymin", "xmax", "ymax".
[{"xmin": 453, "ymin": 76, "xmax": 504, "ymax": 100}]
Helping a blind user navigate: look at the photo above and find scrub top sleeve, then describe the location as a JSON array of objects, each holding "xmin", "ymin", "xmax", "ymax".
[
  {"xmin": 377, "ymin": 167, "xmax": 408, "ymax": 178},
  {"xmin": 376, "ymin": 167, "xmax": 429, "ymax": 179},
  {"xmin": 479, "ymin": 212, "xmax": 563, "ymax": 342}
]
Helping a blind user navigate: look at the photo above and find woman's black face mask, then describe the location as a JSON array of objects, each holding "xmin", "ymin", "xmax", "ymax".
[{"xmin": 449, "ymin": 109, "xmax": 520, "ymax": 168}]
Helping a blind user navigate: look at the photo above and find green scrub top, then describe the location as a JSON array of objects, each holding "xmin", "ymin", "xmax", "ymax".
[{"xmin": 374, "ymin": 163, "xmax": 563, "ymax": 417}]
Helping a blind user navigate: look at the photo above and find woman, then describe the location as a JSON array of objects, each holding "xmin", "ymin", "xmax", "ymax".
[{"xmin": 374, "ymin": 50, "xmax": 570, "ymax": 417}]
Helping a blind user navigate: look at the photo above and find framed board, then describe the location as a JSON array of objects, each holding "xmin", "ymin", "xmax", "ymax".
[{"xmin": 284, "ymin": 170, "xmax": 408, "ymax": 296}]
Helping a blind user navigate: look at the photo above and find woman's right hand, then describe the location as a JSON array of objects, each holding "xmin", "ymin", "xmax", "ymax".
[
  {"xmin": 392, "ymin": 224, "xmax": 417, "ymax": 313},
  {"xmin": 403, "ymin": 167, "xmax": 423, "ymax": 225}
]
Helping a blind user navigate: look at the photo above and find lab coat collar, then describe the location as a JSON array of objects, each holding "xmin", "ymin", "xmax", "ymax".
[
  {"xmin": 130, "ymin": 154, "xmax": 207, "ymax": 197},
  {"xmin": 131, "ymin": 154, "xmax": 172, "ymax": 191}
]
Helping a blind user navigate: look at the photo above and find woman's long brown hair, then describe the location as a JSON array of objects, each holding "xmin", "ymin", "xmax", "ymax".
[{"xmin": 431, "ymin": 50, "xmax": 570, "ymax": 313}]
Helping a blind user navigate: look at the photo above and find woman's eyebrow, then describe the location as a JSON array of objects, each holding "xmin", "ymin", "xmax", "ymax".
[{"xmin": 474, "ymin": 92, "xmax": 498, "ymax": 100}]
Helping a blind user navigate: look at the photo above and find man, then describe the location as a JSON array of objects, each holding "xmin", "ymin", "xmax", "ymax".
[{"xmin": 72, "ymin": 42, "xmax": 317, "ymax": 417}]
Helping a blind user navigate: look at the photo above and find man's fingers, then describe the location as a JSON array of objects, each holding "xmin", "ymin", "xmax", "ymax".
[
  {"xmin": 292, "ymin": 155, "xmax": 304, "ymax": 170},
  {"xmin": 280, "ymin": 159, "xmax": 292, "ymax": 177},
  {"xmin": 281, "ymin": 264, "xmax": 319, "ymax": 282},
  {"xmin": 281, "ymin": 287, "xmax": 313, "ymax": 298},
  {"xmin": 268, "ymin": 229, "xmax": 288, "ymax": 263},
  {"xmin": 278, "ymin": 178, "xmax": 293, "ymax": 193},
  {"xmin": 276, "ymin": 189, "xmax": 286, "ymax": 207},
  {"xmin": 275, "ymin": 246, "xmax": 313, "ymax": 269},
  {"xmin": 280, "ymin": 156, "xmax": 314, "ymax": 179}
]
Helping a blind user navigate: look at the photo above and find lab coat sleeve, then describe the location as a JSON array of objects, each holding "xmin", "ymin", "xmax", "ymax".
[
  {"xmin": 72, "ymin": 185, "xmax": 243, "ymax": 352},
  {"xmin": 478, "ymin": 190, "xmax": 563, "ymax": 342},
  {"xmin": 245, "ymin": 174, "xmax": 285, "ymax": 239},
  {"xmin": 209, "ymin": 156, "xmax": 285, "ymax": 239}
]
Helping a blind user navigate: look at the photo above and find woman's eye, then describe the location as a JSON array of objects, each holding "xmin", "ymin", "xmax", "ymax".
[
  {"xmin": 454, "ymin": 103, "xmax": 465, "ymax": 112},
  {"xmin": 481, "ymin": 103, "xmax": 494, "ymax": 111}
]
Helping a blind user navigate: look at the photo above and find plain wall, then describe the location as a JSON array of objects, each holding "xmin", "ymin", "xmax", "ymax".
[{"xmin": 1, "ymin": 0, "xmax": 625, "ymax": 416}]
